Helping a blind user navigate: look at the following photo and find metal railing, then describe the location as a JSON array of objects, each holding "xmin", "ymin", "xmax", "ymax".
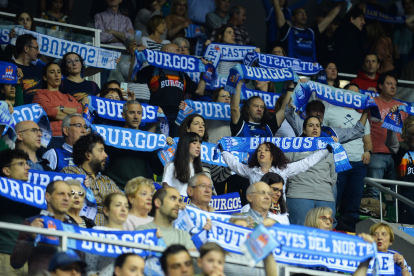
[
  {"xmin": 283, "ymin": 266, "xmax": 338, "ymax": 276},
  {"xmin": 0, "ymin": 221, "xmax": 264, "ymax": 268},
  {"xmin": 364, "ymin": 177, "xmax": 414, "ymax": 223}
]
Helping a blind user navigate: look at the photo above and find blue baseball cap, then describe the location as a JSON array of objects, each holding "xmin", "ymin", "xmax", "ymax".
[
  {"xmin": 48, "ymin": 249, "xmax": 87, "ymax": 272},
  {"xmin": 0, "ymin": 61, "xmax": 18, "ymax": 84}
]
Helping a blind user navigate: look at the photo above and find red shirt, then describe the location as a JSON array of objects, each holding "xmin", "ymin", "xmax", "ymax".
[{"xmin": 351, "ymin": 71, "xmax": 379, "ymax": 91}]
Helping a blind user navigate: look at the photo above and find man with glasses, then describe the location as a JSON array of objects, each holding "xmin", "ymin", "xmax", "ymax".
[
  {"xmin": 11, "ymin": 180, "xmax": 76, "ymax": 275},
  {"xmin": 186, "ymin": 173, "xmax": 215, "ymax": 212},
  {"xmin": 11, "ymin": 34, "xmax": 42, "ymax": 104},
  {"xmin": 0, "ymin": 149, "xmax": 32, "ymax": 276},
  {"xmin": 43, "ymin": 114, "xmax": 88, "ymax": 172},
  {"xmin": 15, "ymin": 120, "xmax": 45, "ymax": 171},
  {"xmin": 243, "ymin": 181, "xmax": 274, "ymax": 226}
]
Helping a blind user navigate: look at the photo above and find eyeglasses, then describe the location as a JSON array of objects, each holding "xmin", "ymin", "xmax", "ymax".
[
  {"xmin": 19, "ymin": 128, "xmax": 43, "ymax": 135},
  {"xmin": 270, "ymin": 187, "xmax": 283, "ymax": 194},
  {"xmin": 71, "ymin": 190, "xmax": 85, "ymax": 197},
  {"xmin": 66, "ymin": 59, "xmax": 81, "ymax": 65},
  {"xmin": 7, "ymin": 161, "xmax": 29, "ymax": 167},
  {"xmin": 319, "ymin": 216, "xmax": 334, "ymax": 224},
  {"xmin": 27, "ymin": 45, "xmax": 39, "ymax": 51},
  {"xmin": 191, "ymin": 184, "xmax": 215, "ymax": 190},
  {"xmin": 69, "ymin": 123, "xmax": 90, "ymax": 131},
  {"xmin": 251, "ymin": 190, "xmax": 272, "ymax": 197},
  {"xmin": 178, "ymin": 46, "xmax": 188, "ymax": 50}
]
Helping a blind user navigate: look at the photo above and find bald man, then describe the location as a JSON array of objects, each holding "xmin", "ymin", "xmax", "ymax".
[
  {"xmin": 243, "ymin": 181, "xmax": 274, "ymax": 225},
  {"xmin": 15, "ymin": 120, "xmax": 45, "ymax": 171},
  {"xmin": 133, "ymin": 43, "xmax": 207, "ymax": 137}
]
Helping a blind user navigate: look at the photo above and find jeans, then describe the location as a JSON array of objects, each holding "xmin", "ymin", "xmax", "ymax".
[
  {"xmin": 336, "ymin": 161, "xmax": 367, "ymax": 218},
  {"xmin": 364, "ymin": 154, "xmax": 395, "ymax": 200},
  {"xmin": 286, "ymin": 198, "xmax": 336, "ymax": 226}
]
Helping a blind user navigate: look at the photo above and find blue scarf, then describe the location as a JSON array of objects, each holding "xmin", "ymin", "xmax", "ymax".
[
  {"xmin": 241, "ymin": 88, "xmax": 282, "ymax": 110},
  {"xmin": 225, "ymin": 64, "xmax": 298, "ymax": 95},
  {"xmin": 360, "ymin": 89, "xmax": 379, "ymax": 98},
  {"xmin": 365, "ymin": 5, "xmax": 406, "ymax": 24},
  {"xmin": 133, "ymin": 49, "xmax": 217, "ymax": 82},
  {"xmin": 37, "ymin": 216, "xmax": 160, "ymax": 258},
  {"xmin": 185, "ymin": 24, "xmax": 203, "ymax": 38},
  {"xmin": 158, "ymin": 137, "xmax": 248, "ymax": 167},
  {"xmin": 193, "ymin": 220, "xmax": 392, "ymax": 275},
  {"xmin": 0, "ymin": 61, "xmax": 18, "ymax": 84},
  {"xmin": 27, "ymin": 170, "xmax": 97, "ymax": 220},
  {"xmin": 0, "ymin": 101, "xmax": 17, "ymax": 142},
  {"xmin": 382, "ymin": 105, "xmax": 414, "ymax": 133},
  {"xmin": 215, "ymin": 137, "xmax": 351, "ymax": 173},
  {"xmin": 187, "ymin": 71, "xmax": 227, "ymax": 90},
  {"xmin": 87, "ymin": 96, "xmax": 169, "ymax": 135},
  {"xmin": 174, "ymin": 205, "xmax": 232, "ymax": 234},
  {"xmin": 0, "ymin": 25, "xmax": 26, "ymax": 44},
  {"xmin": 92, "ymin": 124, "xmax": 167, "ymax": 152},
  {"xmin": 11, "ymin": 27, "xmax": 120, "ymax": 70},
  {"xmin": 13, "ymin": 104, "xmax": 53, "ymax": 147},
  {"xmin": 203, "ymin": 43, "xmax": 256, "ymax": 62},
  {"xmin": 243, "ymin": 52, "xmax": 324, "ymax": 76},
  {"xmin": 181, "ymin": 192, "xmax": 242, "ymax": 214},
  {"xmin": 175, "ymin": 99, "xmax": 231, "ymax": 125},
  {"xmin": 291, "ymin": 81, "xmax": 381, "ymax": 120}
]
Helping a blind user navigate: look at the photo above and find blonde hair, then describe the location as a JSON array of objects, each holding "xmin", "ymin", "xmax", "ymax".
[
  {"xmin": 369, "ymin": 222, "xmax": 394, "ymax": 243},
  {"xmin": 124, "ymin": 177, "xmax": 155, "ymax": 207},
  {"xmin": 171, "ymin": 0, "xmax": 188, "ymax": 17},
  {"xmin": 401, "ymin": 116, "xmax": 414, "ymax": 140},
  {"xmin": 229, "ymin": 213, "xmax": 254, "ymax": 229},
  {"xmin": 304, "ymin": 206, "xmax": 333, "ymax": 230}
]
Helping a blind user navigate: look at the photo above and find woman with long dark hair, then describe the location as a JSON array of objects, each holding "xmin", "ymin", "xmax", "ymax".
[
  {"xmin": 285, "ymin": 116, "xmax": 337, "ymax": 226},
  {"xmin": 324, "ymin": 62, "xmax": 340, "ymax": 88},
  {"xmin": 162, "ymin": 132, "xmax": 204, "ymax": 195}
]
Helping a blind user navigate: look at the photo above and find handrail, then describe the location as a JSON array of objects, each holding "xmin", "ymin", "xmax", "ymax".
[
  {"xmin": 339, "ymin": 72, "xmax": 414, "ymax": 85},
  {"xmin": 364, "ymin": 177, "xmax": 414, "ymax": 223},
  {"xmin": 101, "ymin": 44, "xmax": 126, "ymax": 51},
  {"xmin": 0, "ymin": 221, "xmax": 264, "ymax": 268},
  {"xmin": 284, "ymin": 266, "xmax": 339, "ymax": 276}
]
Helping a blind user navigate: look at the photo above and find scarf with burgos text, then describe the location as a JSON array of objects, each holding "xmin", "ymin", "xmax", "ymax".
[
  {"xmin": 215, "ymin": 136, "xmax": 351, "ymax": 173},
  {"xmin": 203, "ymin": 43, "xmax": 256, "ymax": 62},
  {"xmin": 180, "ymin": 192, "xmax": 242, "ymax": 215},
  {"xmin": 13, "ymin": 104, "xmax": 53, "ymax": 147},
  {"xmin": 241, "ymin": 88, "xmax": 282, "ymax": 110},
  {"xmin": 132, "ymin": 49, "xmax": 218, "ymax": 83},
  {"xmin": 291, "ymin": 80, "xmax": 381, "ymax": 120},
  {"xmin": 193, "ymin": 220, "xmax": 392, "ymax": 275},
  {"xmin": 87, "ymin": 96, "xmax": 169, "ymax": 136},
  {"xmin": 10, "ymin": 27, "xmax": 120, "ymax": 70},
  {"xmin": 37, "ymin": 216, "xmax": 161, "ymax": 258},
  {"xmin": 175, "ymin": 100, "xmax": 231, "ymax": 125},
  {"xmin": 225, "ymin": 64, "xmax": 299, "ymax": 95},
  {"xmin": 243, "ymin": 52, "xmax": 324, "ymax": 76},
  {"xmin": 91, "ymin": 124, "xmax": 167, "ymax": 152},
  {"xmin": 158, "ymin": 137, "xmax": 248, "ymax": 167}
]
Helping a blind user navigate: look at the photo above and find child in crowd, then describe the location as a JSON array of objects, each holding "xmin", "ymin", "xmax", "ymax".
[{"xmin": 196, "ymin": 242, "xmax": 226, "ymax": 276}]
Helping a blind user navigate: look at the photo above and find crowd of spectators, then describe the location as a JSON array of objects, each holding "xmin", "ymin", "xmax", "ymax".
[{"xmin": 1, "ymin": 0, "xmax": 414, "ymax": 275}]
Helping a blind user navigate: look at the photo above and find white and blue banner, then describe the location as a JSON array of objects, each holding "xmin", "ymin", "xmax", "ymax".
[
  {"xmin": 365, "ymin": 5, "xmax": 406, "ymax": 24},
  {"xmin": 181, "ymin": 192, "xmax": 242, "ymax": 214},
  {"xmin": 92, "ymin": 124, "xmax": 167, "ymax": 152},
  {"xmin": 215, "ymin": 137, "xmax": 351, "ymax": 173},
  {"xmin": 10, "ymin": 27, "xmax": 120, "ymax": 70},
  {"xmin": 158, "ymin": 137, "xmax": 248, "ymax": 167},
  {"xmin": 174, "ymin": 205, "xmax": 232, "ymax": 234},
  {"xmin": 382, "ymin": 105, "xmax": 414, "ymax": 133},
  {"xmin": 27, "ymin": 170, "xmax": 97, "ymax": 220},
  {"xmin": 292, "ymin": 81, "xmax": 381, "ymax": 120},
  {"xmin": 243, "ymin": 52, "xmax": 324, "ymax": 76},
  {"xmin": 13, "ymin": 103, "xmax": 53, "ymax": 147},
  {"xmin": 133, "ymin": 49, "xmax": 217, "ymax": 83},
  {"xmin": 185, "ymin": 24, "xmax": 203, "ymax": 38},
  {"xmin": 187, "ymin": 72, "xmax": 227, "ymax": 90},
  {"xmin": 0, "ymin": 101, "xmax": 17, "ymax": 142},
  {"xmin": 0, "ymin": 25, "xmax": 26, "ymax": 44},
  {"xmin": 203, "ymin": 43, "xmax": 256, "ymax": 62},
  {"xmin": 360, "ymin": 89, "xmax": 379, "ymax": 99},
  {"xmin": 225, "ymin": 64, "xmax": 298, "ymax": 95},
  {"xmin": 176, "ymin": 100, "xmax": 231, "ymax": 125},
  {"xmin": 38, "ymin": 216, "xmax": 160, "ymax": 258},
  {"xmin": 242, "ymin": 88, "xmax": 282, "ymax": 110}
]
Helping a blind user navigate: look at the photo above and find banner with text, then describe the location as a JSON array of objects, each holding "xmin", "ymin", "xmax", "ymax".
[{"xmin": 181, "ymin": 192, "xmax": 242, "ymax": 214}]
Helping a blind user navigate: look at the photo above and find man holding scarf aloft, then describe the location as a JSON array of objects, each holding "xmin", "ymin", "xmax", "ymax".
[{"xmin": 133, "ymin": 43, "xmax": 208, "ymax": 137}]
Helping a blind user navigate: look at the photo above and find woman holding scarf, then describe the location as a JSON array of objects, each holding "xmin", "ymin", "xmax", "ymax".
[{"xmin": 285, "ymin": 116, "xmax": 336, "ymax": 226}]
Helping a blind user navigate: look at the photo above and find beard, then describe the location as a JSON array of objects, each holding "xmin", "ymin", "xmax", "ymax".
[{"xmin": 89, "ymin": 156, "xmax": 105, "ymax": 174}]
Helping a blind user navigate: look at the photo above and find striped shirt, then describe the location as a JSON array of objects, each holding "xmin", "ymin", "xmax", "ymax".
[
  {"xmin": 119, "ymin": 61, "xmax": 150, "ymax": 100},
  {"xmin": 61, "ymin": 165, "xmax": 122, "ymax": 226},
  {"xmin": 142, "ymin": 37, "xmax": 171, "ymax": 51}
]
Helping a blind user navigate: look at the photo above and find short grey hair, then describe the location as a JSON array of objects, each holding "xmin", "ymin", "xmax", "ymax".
[
  {"xmin": 62, "ymin": 113, "xmax": 83, "ymax": 137},
  {"xmin": 172, "ymin": 37, "xmax": 190, "ymax": 48},
  {"xmin": 246, "ymin": 184, "xmax": 257, "ymax": 195},
  {"xmin": 123, "ymin": 100, "xmax": 141, "ymax": 114},
  {"xmin": 188, "ymin": 172, "xmax": 211, "ymax": 188},
  {"xmin": 65, "ymin": 179, "xmax": 85, "ymax": 194}
]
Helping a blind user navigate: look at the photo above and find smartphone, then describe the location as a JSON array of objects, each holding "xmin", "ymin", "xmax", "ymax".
[
  {"xmin": 120, "ymin": 82, "xmax": 128, "ymax": 99},
  {"xmin": 135, "ymin": 30, "xmax": 142, "ymax": 45}
]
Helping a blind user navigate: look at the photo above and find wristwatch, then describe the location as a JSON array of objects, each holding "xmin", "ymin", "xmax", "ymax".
[
  {"xmin": 365, "ymin": 150, "xmax": 373, "ymax": 155},
  {"xmin": 60, "ymin": 106, "xmax": 64, "ymax": 112}
]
